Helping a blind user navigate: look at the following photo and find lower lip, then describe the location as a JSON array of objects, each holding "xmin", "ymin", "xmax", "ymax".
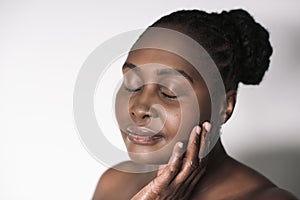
[{"xmin": 127, "ymin": 134, "xmax": 163, "ymax": 145}]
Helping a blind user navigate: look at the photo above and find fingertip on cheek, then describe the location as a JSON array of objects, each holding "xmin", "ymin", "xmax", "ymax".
[
  {"xmin": 177, "ymin": 141, "xmax": 184, "ymax": 149},
  {"xmin": 195, "ymin": 126, "xmax": 201, "ymax": 135},
  {"xmin": 204, "ymin": 122, "xmax": 211, "ymax": 132}
]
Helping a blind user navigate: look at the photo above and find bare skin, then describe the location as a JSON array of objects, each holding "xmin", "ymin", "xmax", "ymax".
[
  {"xmin": 93, "ymin": 43, "xmax": 297, "ymax": 199},
  {"xmin": 93, "ymin": 139, "xmax": 297, "ymax": 200}
]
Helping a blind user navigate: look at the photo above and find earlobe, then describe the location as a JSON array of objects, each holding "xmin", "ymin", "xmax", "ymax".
[{"xmin": 222, "ymin": 90, "xmax": 237, "ymax": 124}]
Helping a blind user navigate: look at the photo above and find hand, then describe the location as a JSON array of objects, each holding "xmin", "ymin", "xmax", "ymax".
[{"xmin": 131, "ymin": 122, "xmax": 211, "ymax": 200}]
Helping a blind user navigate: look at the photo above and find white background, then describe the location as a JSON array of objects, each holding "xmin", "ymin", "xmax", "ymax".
[{"xmin": 1, "ymin": 0, "xmax": 300, "ymax": 199}]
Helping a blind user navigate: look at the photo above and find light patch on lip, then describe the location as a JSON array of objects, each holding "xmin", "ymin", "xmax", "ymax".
[
  {"xmin": 126, "ymin": 125, "xmax": 158, "ymax": 136},
  {"xmin": 125, "ymin": 125, "xmax": 164, "ymax": 145},
  {"xmin": 126, "ymin": 132, "xmax": 163, "ymax": 145}
]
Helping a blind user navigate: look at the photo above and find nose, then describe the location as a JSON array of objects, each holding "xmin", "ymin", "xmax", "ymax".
[
  {"xmin": 129, "ymin": 85, "xmax": 158, "ymax": 125},
  {"xmin": 130, "ymin": 105, "xmax": 151, "ymax": 124}
]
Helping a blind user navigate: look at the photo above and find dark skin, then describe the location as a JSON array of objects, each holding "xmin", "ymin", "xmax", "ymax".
[{"xmin": 93, "ymin": 48, "xmax": 297, "ymax": 199}]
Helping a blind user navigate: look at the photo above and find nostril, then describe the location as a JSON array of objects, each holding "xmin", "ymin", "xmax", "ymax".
[
  {"xmin": 142, "ymin": 114, "xmax": 151, "ymax": 119},
  {"xmin": 130, "ymin": 112, "xmax": 135, "ymax": 117}
]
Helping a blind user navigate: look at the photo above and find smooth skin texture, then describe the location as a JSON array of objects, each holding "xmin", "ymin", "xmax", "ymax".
[
  {"xmin": 93, "ymin": 48, "xmax": 297, "ymax": 200},
  {"xmin": 115, "ymin": 49, "xmax": 211, "ymax": 164}
]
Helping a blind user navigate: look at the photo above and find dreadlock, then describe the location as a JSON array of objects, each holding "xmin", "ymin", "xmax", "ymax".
[{"xmin": 149, "ymin": 9, "xmax": 273, "ymax": 90}]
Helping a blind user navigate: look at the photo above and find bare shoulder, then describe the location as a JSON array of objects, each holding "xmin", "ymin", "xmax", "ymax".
[
  {"xmin": 227, "ymin": 158, "xmax": 298, "ymax": 200},
  {"xmin": 92, "ymin": 162, "xmax": 131, "ymax": 200},
  {"xmin": 245, "ymin": 187, "xmax": 298, "ymax": 200},
  {"xmin": 92, "ymin": 161, "xmax": 156, "ymax": 200},
  {"xmin": 193, "ymin": 157, "xmax": 297, "ymax": 200}
]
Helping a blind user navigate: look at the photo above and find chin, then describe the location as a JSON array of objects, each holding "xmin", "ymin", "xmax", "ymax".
[
  {"xmin": 125, "ymin": 141, "xmax": 173, "ymax": 165},
  {"xmin": 128, "ymin": 151, "xmax": 169, "ymax": 165}
]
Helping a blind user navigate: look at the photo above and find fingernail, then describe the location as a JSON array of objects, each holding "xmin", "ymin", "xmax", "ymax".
[
  {"xmin": 204, "ymin": 122, "xmax": 211, "ymax": 132},
  {"xmin": 177, "ymin": 141, "xmax": 183, "ymax": 148},
  {"xmin": 195, "ymin": 126, "xmax": 201, "ymax": 135}
]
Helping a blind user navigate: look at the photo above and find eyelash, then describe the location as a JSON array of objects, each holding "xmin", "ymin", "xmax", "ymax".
[
  {"xmin": 159, "ymin": 87, "xmax": 177, "ymax": 99},
  {"xmin": 124, "ymin": 86, "xmax": 141, "ymax": 92},
  {"xmin": 124, "ymin": 86, "xmax": 177, "ymax": 99}
]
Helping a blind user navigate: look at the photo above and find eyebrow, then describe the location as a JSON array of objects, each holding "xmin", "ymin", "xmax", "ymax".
[
  {"xmin": 122, "ymin": 62, "xmax": 193, "ymax": 83},
  {"xmin": 122, "ymin": 62, "xmax": 140, "ymax": 71},
  {"xmin": 157, "ymin": 68, "xmax": 193, "ymax": 83}
]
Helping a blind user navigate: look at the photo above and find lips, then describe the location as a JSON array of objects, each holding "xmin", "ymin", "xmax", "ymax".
[{"xmin": 125, "ymin": 125, "xmax": 163, "ymax": 145}]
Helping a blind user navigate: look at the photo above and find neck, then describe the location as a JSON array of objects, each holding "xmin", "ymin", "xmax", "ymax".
[
  {"xmin": 206, "ymin": 139, "xmax": 229, "ymax": 170},
  {"xmin": 192, "ymin": 139, "xmax": 231, "ymax": 195}
]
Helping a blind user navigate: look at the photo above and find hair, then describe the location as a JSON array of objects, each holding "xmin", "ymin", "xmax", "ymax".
[{"xmin": 149, "ymin": 9, "xmax": 273, "ymax": 91}]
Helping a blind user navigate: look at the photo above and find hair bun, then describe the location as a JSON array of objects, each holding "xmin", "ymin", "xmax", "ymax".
[{"xmin": 223, "ymin": 9, "xmax": 273, "ymax": 85}]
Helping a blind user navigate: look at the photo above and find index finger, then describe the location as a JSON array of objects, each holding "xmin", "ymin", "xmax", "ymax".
[{"xmin": 172, "ymin": 125, "xmax": 201, "ymax": 183}]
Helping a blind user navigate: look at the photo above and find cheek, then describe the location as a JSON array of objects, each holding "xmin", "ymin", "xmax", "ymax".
[
  {"xmin": 197, "ymin": 93, "xmax": 212, "ymax": 123},
  {"xmin": 163, "ymin": 107, "xmax": 181, "ymax": 139},
  {"xmin": 163, "ymin": 102, "xmax": 199, "ymax": 142},
  {"xmin": 180, "ymin": 103, "xmax": 200, "ymax": 136},
  {"xmin": 115, "ymin": 89, "xmax": 129, "ymax": 127},
  {"xmin": 194, "ymin": 83, "xmax": 212, "ymax": 123}
]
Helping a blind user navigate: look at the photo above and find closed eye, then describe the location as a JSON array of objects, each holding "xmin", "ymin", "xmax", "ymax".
[
  {"xmin": 159, "ymin": 87, "xmax": 177, "ymax": 99},
  {"xmin": 124, "ymin": 86, "xmax": 142, "ymax": 92},
  {"xmin": 162, "ymin": 92, "xmax": 177, "ymax": 99}
]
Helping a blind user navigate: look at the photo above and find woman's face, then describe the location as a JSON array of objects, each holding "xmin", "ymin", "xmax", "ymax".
[{"xmin": 115, "ymin": 49, "xmax": 211, "ymax": 164}]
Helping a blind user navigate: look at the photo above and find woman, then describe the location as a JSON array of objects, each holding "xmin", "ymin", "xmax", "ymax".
[{"xmin": 93, "ymin": 9, "xmax": 297, "ymax": 199}]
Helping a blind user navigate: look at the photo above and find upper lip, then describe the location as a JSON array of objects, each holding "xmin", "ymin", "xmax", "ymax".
[{"xmin": 126, "ymin": 125, "xmax": 159, "ymax": 137}]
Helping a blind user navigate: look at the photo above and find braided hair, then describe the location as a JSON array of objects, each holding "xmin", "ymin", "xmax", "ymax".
[{"xmin": 149, "ymin": 9, "xmax": 273, "ymax": 91}]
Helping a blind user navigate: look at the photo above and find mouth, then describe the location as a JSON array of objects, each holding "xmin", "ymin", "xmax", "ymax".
[{"xmin": 125, "ymin": 126, "xmax": 163, "ymax": 145}]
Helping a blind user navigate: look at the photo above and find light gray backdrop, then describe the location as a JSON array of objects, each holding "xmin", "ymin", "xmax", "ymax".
[{"xmin": 0, "ymin": 0, "xmax": 299, "ymax": 199}]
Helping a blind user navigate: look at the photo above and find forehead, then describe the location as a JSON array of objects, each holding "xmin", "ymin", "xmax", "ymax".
[
  {"xmin": 124, "ymin": 49, "xmax": 210, "ymax": 91},
  {"xmin": 125, "ymin": 49, "xmax": 198, "ymax": 75}
]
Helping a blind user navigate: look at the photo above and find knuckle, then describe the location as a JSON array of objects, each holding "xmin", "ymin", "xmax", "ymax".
[
  {"xmin": 185, "ymin": 160, "xmax": 199, "ymax": 171},
  {"xmin": 169, "ymin": 165, "xmax": 177, "ymax": 174},
  {"xmin": 170, "ymin": 154, "xmax": 181, "ymax": 164},
  {"xmin": 149, "ymin": 180, "xmax": 160, "ymax": 195},
  {"xmin": 192, "ymin": 138, "xmax": 199, "ymax": 146}
]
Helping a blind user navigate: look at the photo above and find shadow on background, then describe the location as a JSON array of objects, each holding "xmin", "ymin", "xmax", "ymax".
[{"xmin": 238, "ymin": 148, "xmax": 300, "ymax": 198}]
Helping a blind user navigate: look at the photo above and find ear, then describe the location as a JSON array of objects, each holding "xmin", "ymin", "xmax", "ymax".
[{"xmin": 221, "ymin": 90, "xmax": 237, "ymax": 124}]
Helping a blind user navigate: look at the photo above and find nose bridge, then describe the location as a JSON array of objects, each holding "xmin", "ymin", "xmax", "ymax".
[{"xmin": 130, "ymin": 84, "xmax": 158, "ymax": 124}]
